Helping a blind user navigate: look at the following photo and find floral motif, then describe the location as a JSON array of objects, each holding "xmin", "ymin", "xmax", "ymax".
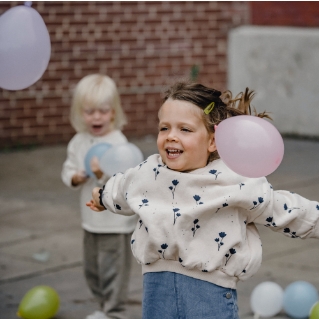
[
  {"xmin": 215, "ymin": 232, "xmax": 227, "ymax": 251},
  {"xmin": 173, "ymin": 208, "xmax": 181, "ymax": 225},
  {"xmin": 250, "ymin": 197, "xmax": 264, "ymax": 210},
  {"xmin": 283, "ymin": 228, "xmax": 299, "ymax": 238},
  {"xmin": 265, "ymin": 217, "xmax": 277, "ymax": 227},
  {"xmin": 209, "ymin": 169, "xmax": 221, "ymax": 180},
  {"xmin": 138, "ymin": 160, "xmax": 147, "ymax": 169},
  {"xmin": 139, "ymin": 219, "xmax": 143, "ymax": 229},
  {"xmin": 139, "ymin": 199, "xmax": 149, "ymax": 209},
  {"xmin": 283, "ymin": 203, "xmax": 299, "ymax": 213},
  {"xmin": 191, "ymin": 219, "xmax": 200, "ymax": 236},
  {"xmin": 215, "ymin": 203, "xmax": 228, "ymax": 213},
  {"xmin": 169, "ymin": 180, "xmax": 179, "ymax": 199},
  {"xmin": 239, "ymin": 183, "xmax": 245, "ymax": 189},
  {"xmin": 153, "ymin": 164, "xmax": 162, "ymax": 180},
  {"xmin": 114, "ymin": 204, "xmax": 121, "ymax": 210},
  {"xmin": 158, "ymin": 243, "xmax": 168, "ymax": 259},
  {"xmin": 193, "ymin": 195, "xmax": 203, "ymax": 205},
  {"xmin": 225, "ymin": 248, "xmax": 236, "ymax": 266}
]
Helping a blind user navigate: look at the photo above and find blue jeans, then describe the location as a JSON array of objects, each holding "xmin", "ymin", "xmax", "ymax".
[{"xmin": 142, "ymin": 272, "xmax": 239, "ymax": 319}]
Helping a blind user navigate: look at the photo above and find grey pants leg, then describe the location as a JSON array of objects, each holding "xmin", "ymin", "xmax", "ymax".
[{"xmin": 84, "ymin": 230, "xmax": 132, "ymax": 319}]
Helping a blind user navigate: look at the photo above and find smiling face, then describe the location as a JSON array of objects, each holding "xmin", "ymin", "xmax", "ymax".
[
  {"xmin": 157, "ymin": 99, "xmax": 217, "ymax": 172},
  {"xmin": 82, "ymin": 105, "xmax": 115, "ymax": 136}
]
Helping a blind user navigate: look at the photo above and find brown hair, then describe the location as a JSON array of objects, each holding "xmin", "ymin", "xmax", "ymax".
[{"xmin": 162, "ymin": 81, "xmax": 270, "ymax": 161}]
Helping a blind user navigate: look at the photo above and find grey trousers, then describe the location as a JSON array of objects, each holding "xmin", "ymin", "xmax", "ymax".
[{"xmin": 83, "ymin": 230, "xmax": 132, "ymax": 319}]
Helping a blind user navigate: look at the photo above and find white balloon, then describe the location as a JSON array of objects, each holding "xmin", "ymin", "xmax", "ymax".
[
  {"xmin": 250, "ymin": 281, "xmax": 284, "ymax": 317},
  {"xmin": 99, "ymin": 143, "xmax": 144, "ymax": 176},
  {"xmin": 0, "ymin": 5, "xmax": 51, "ymax": 90}
]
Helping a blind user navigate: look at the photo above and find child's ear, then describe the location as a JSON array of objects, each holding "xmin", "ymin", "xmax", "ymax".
[{"xmin": 208, "ymin": 133, "xmax": 217, "ymax": 153}]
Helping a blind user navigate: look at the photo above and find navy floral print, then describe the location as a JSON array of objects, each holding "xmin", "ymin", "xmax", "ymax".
[
  {"xmin": 284, "ymin": 203, "xmax": 299, "ymax": 213},
  {"xmin": 193, "ymin": 195, "xmax": 203, "ymax": 205},
  {"xmin": 173, "ymin": 208, "xmax": 181, "ymax": 225},
  {"xmin": 209, "ymin": 169, "xmax": 221, "ymax": 180},
  {"xmin": 139, "ymin": 199, "xmax": 149, "ymax": 209},
  {"xmin": 138, "ymin": 160, "xmax": 147, "ymax": 169},
  {"xmin": 225, "ymin": 248, "xmax": 236, "ymax": 266},
  {"xmin": 250, "ymin": 197, "xmax": 264, "ymax": 210},
  {"xmin": 239, "ymin": 183, "xmax": 245, "ymax": 189},
  {"xmin": 215, "ymin": 202, "xmax": 228, "ymax": 213},
  {"xmin": 169, "ymin": 180, "xmax": 179, "ymax": 199},
  {"xmin": 158, "ymin": 243, "xmax": 168, "ymax": 259},
  {"xmin": 191, "ymin": 219, "xmax": 200, "ymax": 236},
  {"xmin": 153, "ymin": 164, "xmax": 162, "ymax": 180},
  {"xmin": 265, "ymin": 217, "xmax": 277, "ymax": 227},
  {"xmin": 215, "ymin": 232, "xmax": 227, "ymax": 251},
  {"xmin": 284, "ymin": 228, "xmax": 299, "ymax": 238},
  {"xmin": 100, "ymin": 155, "xmax": 319, "ymax": 286}
]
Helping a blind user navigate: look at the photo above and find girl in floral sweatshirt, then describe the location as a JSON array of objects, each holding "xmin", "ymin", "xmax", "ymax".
[{"xmin": 87, "ymin": 82, "xmax": 319, "ymax": 319}]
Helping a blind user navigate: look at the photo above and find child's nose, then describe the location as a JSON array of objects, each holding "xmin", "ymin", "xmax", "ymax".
[
  {"xmin": 167, "ymin": 130, "xmax": 178, "ymax": 141},
  {"xmin": 92, "ymin": 110, "xmax": 101, "ymax": 118}
]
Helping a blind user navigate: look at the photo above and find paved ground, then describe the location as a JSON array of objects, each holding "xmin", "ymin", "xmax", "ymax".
[{"xmin": 1, "ymin": 136, "xmax": 319, "ymax": 319}]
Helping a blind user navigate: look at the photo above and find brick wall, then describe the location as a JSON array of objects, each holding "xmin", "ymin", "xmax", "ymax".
[
  {"xmin": 0, "ymin": 1, "xmax": 249, "ymax": 149},
  {"xmin": 251, "ymin": 1, "xmax": 319, "ymax": 27}
]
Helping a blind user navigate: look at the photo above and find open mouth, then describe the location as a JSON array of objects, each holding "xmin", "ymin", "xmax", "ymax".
[
  {"xmin": 92, "ymin": 125, "xmax": 103, "ymax": 130},
  {"xmin": 166, "ymin": 148, "xmax": 183, "ymax": 158}
]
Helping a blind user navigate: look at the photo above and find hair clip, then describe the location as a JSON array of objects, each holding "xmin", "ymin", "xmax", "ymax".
[{"xmin": 204, "ymin": 102, "xmax": 215, "ymax": 115}]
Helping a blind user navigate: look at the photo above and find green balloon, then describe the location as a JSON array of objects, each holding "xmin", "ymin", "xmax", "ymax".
[
  {"xmin": 310, "ymin": 302, "xmax": 319, "ymax": 319},
  {"xmin": 17, "ymin": 285, "xmax": 60, "ymax": 319}
]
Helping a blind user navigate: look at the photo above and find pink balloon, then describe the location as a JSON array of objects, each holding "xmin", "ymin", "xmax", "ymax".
[
  {"xmin": 0, "ymin": 4, "xmax": 51, "ymax": 90},
  {"xmin": 215, "ymin": 116, "xmax": 284, "ymax": 178}
]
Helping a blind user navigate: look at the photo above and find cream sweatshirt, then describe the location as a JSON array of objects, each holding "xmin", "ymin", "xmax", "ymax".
[
  {"xmin": 101, "ymin": 154, "xmax": 319, "ymax": 288},
  {"xmin": 61, "ymin": 130, "xmax": 138, "ymax": 233}
]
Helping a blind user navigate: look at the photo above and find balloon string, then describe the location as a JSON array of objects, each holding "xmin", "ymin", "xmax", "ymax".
[{"xmin": 24, "ymin": 1, "xmax": 32, "ymax": 7}]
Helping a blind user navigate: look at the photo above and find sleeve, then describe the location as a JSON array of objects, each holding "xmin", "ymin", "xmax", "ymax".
[
  {"xmin": 61, "ymin": 138, "xmax": 80, "ymax": 189},
  {"xmin": 250, "ymin": 187, "xmax": 319, "ymax": 239},
  {"xmin": 101, "ymin": 170, "xmax": 135, "ymax": 216}
]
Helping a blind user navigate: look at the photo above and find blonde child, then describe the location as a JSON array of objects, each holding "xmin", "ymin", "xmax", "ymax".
[
  {"xmin": 62, "ymin": 74, "xmax": 137, "ymax": 319},
  {"xmin": 87, "ymin": 81, "xmax": 319, "ymax": 319}
]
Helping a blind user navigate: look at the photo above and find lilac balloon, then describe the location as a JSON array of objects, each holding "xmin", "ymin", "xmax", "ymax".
[
  {"xmin": 215, "ymin": 116, "xmax": 284, "ymax": 178},
  {"xmin": 0, "ymin": 4, "xmax": 51, "ymax": 90}
]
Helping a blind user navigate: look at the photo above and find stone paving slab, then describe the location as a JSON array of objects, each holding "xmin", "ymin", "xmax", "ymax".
[{"xmin": 1, "ymin": 137, "xmax": 319, "ymax": 319}]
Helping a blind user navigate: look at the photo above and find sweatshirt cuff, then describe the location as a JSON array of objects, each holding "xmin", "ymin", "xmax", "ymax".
[{"xmin": 99, "ymin": 186, "xmax": 106, "ymax": 209}]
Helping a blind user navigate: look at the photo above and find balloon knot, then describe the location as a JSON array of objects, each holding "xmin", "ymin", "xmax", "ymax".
[{"xmin": 24, "ymin": 1, "xmax": 32, "ymax": 7}]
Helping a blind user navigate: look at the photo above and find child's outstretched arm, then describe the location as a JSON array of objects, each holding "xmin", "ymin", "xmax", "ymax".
[{"xmin": 86, "ymin": 187, "xmax": 105, "ymax": 212}]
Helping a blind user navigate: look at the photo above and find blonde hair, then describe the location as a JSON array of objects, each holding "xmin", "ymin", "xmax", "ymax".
[
  {"xmin": 163, "ymin": 81, "xmax": 271, "ymax": 162},
  {"xmin": 70, "ymin": 74, "xmax": 127, "ymax": 132}
]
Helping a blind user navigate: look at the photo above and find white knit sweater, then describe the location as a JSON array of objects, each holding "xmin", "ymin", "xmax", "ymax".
[
  {"xmin": 61, "ymin": 130, "xmax": 138, "ymax": 233},
  {"xmin": 101, "ymin": 154, "xmax": 319, "ymax": 288}
]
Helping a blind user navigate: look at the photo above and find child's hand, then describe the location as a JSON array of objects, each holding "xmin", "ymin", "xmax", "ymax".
[
  {"xmin": 90, "ymin": 156, "xmax": 104, "ymax": 180},
  {"xmin": 72, "ymin": 171, "xmax": 88, "ymax": 186},
  {"xmin": 86, "ymin": 187, "xmax": 105, "ymax": 212}
]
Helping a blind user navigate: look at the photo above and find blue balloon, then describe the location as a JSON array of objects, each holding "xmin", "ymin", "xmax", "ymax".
[
  {"xmin": 84, "ymin": 143, "xmax": 112, "ymax": 177},
  {"xmin": 283, "ymin": 281, "xmax": 319, "ymax": 319}
]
